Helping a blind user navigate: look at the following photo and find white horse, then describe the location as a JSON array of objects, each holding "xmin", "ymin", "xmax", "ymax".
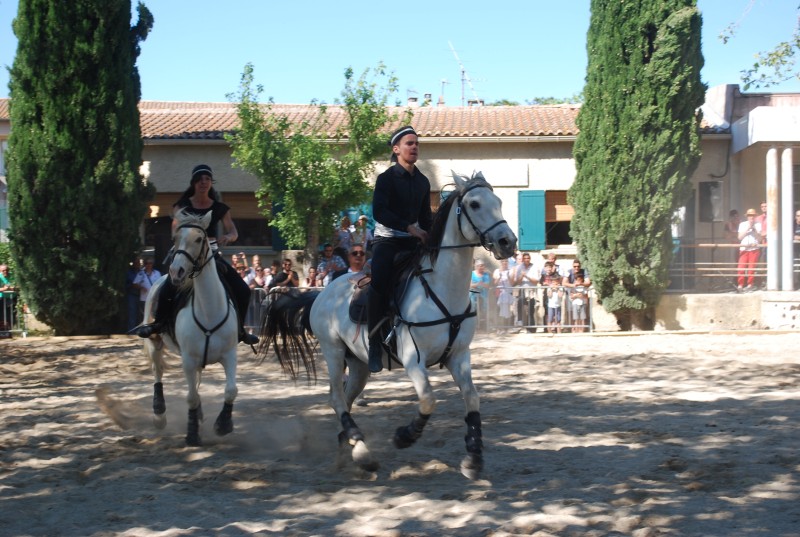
[
  {"xmin": 258, "ymin": 172, "xmax": 517, "ymax": 478},
  {"xmin": 143, "ymin": 209, "xmax": 239, "ymax": 446}
]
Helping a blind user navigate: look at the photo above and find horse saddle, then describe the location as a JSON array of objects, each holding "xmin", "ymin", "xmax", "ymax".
[
  {"xmin": 348, "ymin": 275, "xmax": 372, "ymax": 324},
  {"xmin": 347, "ymin": 248, "xmax": 419, "ymax": 325}
]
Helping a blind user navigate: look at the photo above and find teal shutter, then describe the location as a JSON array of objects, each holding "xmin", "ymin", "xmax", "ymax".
[{"xmin": 518, "ymin": 190, "xmax": 545, "ymax": 250}]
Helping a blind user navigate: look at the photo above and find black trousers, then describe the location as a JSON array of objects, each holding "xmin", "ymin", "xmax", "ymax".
[{"xmin": 368, "ymin": 236, "xmax": 419, "ymax": 340}]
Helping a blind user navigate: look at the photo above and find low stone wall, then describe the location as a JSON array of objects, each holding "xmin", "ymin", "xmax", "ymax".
[
  {"xmin": 590, "ymin": 291, "xmax": 800, "ymax": 332},
  {"xmin": 760, "ymin": 291, "xmax": 800, "ymax": 330}
]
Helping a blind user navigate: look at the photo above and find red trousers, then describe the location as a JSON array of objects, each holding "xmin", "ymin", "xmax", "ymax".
[{"xmin": 737, "ymin": 249, "xmax": 760, "ymax": 287}]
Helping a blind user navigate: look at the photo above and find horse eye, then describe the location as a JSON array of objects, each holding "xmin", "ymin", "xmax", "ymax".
[{"xmin": 469, "ymin": 200, "xmax": 480, "ymax": 210}]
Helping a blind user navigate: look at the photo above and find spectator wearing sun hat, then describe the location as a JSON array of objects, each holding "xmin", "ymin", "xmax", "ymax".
[
  {"xmin": 736, "ymin": 208, "xmax": 763, "ymax": 292},
  {"xmin": 352, "ymin": 215, "xmax": 373, "ymax": 252}
]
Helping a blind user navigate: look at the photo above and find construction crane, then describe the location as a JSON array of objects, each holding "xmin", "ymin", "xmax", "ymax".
[{"xmin": 448, "ymin": 41, "xmax": 481, "ymax": 106}]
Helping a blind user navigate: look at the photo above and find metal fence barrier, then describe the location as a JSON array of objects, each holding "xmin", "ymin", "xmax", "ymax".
[
  {"xmin": 242, "ymin": 283, "xmax": 597, "ymax": 338},
  {"xmin": 0, "ymin": 291, "xmax": 26, "ymax": 338},
  {"xmin": 471, "ymin": 285, "xmax": 596, "ymax": 334}
]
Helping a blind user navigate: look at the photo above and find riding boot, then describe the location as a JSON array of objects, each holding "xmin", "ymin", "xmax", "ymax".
[
  {"xmin": 135, "ymin": 285, "xmax": 172, "ymax": 338},
  {"xmin": 235, "ymin": 288, "xmax": 259, "ymax": 345},
  {"xmin": 366, "ymin": 288, "xmax": 385, "ymax": 373},
  {"xmin": 220, "ymin": 257, "xmax": 259, "ymax": 346}
]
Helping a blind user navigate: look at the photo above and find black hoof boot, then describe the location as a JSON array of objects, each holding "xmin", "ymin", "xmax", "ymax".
[{"xmin": 368, "ymin": 342, "xmax": 383, "ymax": 373}]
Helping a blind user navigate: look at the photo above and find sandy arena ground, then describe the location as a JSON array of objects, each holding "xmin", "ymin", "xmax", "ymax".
[{"xmin": 1, "ymin": 331, "xmax": 799, "ymax": 536}]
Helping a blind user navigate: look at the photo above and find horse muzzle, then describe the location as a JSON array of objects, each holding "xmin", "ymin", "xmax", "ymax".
[
  {"xmin": 170, "ymin": 266, "xmax": 188, "ymax": 286},
  {"xmin": 488, "ymin": 229, "xmax": 518, "ymax": 260}
]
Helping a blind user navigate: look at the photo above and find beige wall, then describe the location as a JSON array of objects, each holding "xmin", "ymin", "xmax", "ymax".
[
  {"xmin": 139, "ymin": 131, "xmax": 788, "ymax": 262},
  {"xmin": 142, "ymin": 143, "xmax": 259, "ymax": 193}
]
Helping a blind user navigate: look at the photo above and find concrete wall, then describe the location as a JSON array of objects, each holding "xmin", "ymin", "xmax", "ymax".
[{"xmin": 587, "ymin": 291, "xmax": 800, "ymax": 332}]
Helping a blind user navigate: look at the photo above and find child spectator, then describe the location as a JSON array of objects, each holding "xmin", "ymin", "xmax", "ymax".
[
  {"xmin": 570, "ymin": 274, "xmax": 589, "ymax": 333},
  {"xmin": 546, "ymin": 276, "xmax": 563, "ymax": 334}
]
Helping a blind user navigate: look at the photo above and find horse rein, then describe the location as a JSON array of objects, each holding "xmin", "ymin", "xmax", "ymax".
[{"xmin": 398, "ymin": 182, "xmax": 507, "ymax": 367}]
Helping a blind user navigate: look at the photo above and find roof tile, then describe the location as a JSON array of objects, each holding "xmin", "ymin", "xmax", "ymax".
[{"xmin": 0, "ymin": 98, "xmax": 726, "ymax": 138}]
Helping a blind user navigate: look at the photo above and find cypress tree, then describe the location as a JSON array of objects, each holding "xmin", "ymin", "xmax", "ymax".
[
  {"xmin": 7, "ymin": 1, "xmax": 154, "ymax": 335},
  {"xmin": 570, "ymin": 0, "xmax": 705, "ymax": 330}
]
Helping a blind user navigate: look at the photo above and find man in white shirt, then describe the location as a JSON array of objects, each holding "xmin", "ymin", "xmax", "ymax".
[
  {"xmin": 513, "ymin": 252, "xmax": 539, "ymax": 331},
  {"xmin": 132, "ymin": 258, "xmax": 161, "ymax": 322}
]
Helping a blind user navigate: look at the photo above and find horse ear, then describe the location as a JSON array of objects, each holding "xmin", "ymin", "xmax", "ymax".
[
  {"xmin": 201, "ymin": 210, "xmax": 213, "ymax": 229},
  {"xmin": 473, "ymin": 171, "xmax": 486, "ymax": 181},
  {"xmin": 451, "ymin": 170, "xmax": 467, "ymax": 192}
]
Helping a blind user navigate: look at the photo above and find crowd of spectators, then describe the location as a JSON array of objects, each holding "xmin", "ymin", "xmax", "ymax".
[{"xmin": 470, "ymin": 251, "xmax": 593, "ymax": 334}]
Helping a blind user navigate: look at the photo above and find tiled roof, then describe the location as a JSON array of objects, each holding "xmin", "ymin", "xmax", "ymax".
[
  {"xmin": 0, "ymin": 98, "xmax": 727, "ymax": 139},
  {"xmin": 137, "ymin": 101, "xmax": 583, "ymax": 140}
]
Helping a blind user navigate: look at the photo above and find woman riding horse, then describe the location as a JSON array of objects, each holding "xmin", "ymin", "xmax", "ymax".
[{"xmin": 136, "ymin": 164, "xmax": 258, "ymax": 346}]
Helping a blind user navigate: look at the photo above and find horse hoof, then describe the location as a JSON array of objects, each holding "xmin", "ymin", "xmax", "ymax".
[
  {"xmin": 353, "ymin": 440, "xmax": 378, "ymax": 472},
  {"xmin": 185, "ymin": 433, "xmax": 202, "ymax": 447},
  {"xmin": 214, "ymin": 417, "xmax": 233, "ymax": 436},
  {"xmin": 393, "ymin": 426, "xmax": 415, "ymax": 449},
  {"xmin": 153, "ymin": 413, "xmax": 167, "ymax": 430},
  {"xmin": 460, "ymin": 453, "xmax": 483, "ymax": 480}
]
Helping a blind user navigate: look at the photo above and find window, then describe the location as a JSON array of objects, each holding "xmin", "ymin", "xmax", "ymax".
[{"xmin": 546, "ymin": 191, "xmax": 574, "ymax": 246}]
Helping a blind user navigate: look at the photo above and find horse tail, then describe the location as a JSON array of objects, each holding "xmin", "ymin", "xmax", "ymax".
[{"xmin": 257, "ymin": 288, "xmax": 320, "ymax": 383}]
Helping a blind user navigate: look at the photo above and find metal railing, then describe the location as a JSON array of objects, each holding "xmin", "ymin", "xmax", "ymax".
[
  {"xmin": 667, "ymin": 240, "xmax": 800, "ymax": 293},
  {"xmin": 244, "ymin": 283, "xmax": 598, "ymax": 337},
  {"xmin": 0, "ymin": 291, "xmax": 25, "ymax": 338},
  {"xmin": 472, "ymin": 285, "xmax": 596, "ymax": 334}
]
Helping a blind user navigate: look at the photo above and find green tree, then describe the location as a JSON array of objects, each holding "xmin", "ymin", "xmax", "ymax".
[
  {"xmin": 526, "ymin": 93, "xmax": 584, "ymax": 105},
  {"xmin": 720, "ymin": 2, "xmax": 800, "ymax": 89},
  {"xmin": 227, "ymin": 63, "xmax": 410, "ymax": 268},
  {"xmin": 569, "ymin": 0, "xmax": 705, "ymax": 330},
  {"xmin": 6, "ymin": 0, "xmax": 154, "ymax": 335}
]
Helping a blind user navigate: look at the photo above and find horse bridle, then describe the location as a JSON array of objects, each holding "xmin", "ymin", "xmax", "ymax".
[
  {"xmin": 172, "ymin": 221, "xmax": 233, "ymax": 367},
  {"xmin": 172, "ymin": 223, "xmax": 215, "ymax": 278},
  {"xmin": 403, "ymin": 182, "xmax": 508, "ymax": 367},
  {"xmin": 449, "ymin": 182, "xmax": 508, "ymax": 253}
]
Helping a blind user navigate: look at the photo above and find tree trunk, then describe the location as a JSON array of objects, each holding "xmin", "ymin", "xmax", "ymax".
[
  {"xmin": 303, "ymin": 213, "xmax": 321, "ymax": 277},
  {"xmin": 614, "ymin": 307, "xmax": 656, "ymax": 331}
]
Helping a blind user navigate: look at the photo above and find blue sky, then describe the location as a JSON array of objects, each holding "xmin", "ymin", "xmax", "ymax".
[{"xmin": 0, "ymin": 1, "xmax": 798, "ymax": 104}]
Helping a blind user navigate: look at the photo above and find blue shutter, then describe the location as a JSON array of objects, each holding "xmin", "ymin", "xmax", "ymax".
[{"xmin": 518, "ymin": 190, "xmax": 545, "ymax": 250}]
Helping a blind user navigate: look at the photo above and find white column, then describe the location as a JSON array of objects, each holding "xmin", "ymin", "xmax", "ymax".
[
  {"xmin": 766, "ymin": 147, "xmax": 780, "ymax": 290},
  {"xmin": 781, "ymin": 147, "xmax": 795, "ymax": 290}
]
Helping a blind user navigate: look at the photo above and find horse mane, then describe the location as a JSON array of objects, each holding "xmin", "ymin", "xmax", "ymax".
[{"xmin": 422, "ymin": 188, "xmax": 460, "ymax": 267}]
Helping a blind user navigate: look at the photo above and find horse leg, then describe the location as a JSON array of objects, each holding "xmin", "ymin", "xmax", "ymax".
[
  {"xmin": 447, "ymin": 352, "xmax": 484, "ymax": 480},
  {"xmin": 325, "ymin": 346, "xmax": 377, "ymax": 472},
  {"xmin": 146, "ymin": 337, "xmax": 168, "ymax": 429},
  {"xmin": 184, "ymin": 362, "xmax": 203, "ymax": 446},
  {"xmin": 214, "ymin": 350, "xmax": 238, "ymax": 437},
  {"xmin": 343, "ymin": 355, "xmax": 369, "ymax": 408},
  {"xmin": 186, "ymin": 405, "xmax": 202, "ymax": 447},
  {"xmin": 393, "ymin": 363, "xmax": 436, "ymax": 449}
]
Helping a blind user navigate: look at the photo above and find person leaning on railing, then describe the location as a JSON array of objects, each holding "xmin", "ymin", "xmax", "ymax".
[{"xmin": 0, "ymin": 264, "xmax": 18, "ymax": 330}]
